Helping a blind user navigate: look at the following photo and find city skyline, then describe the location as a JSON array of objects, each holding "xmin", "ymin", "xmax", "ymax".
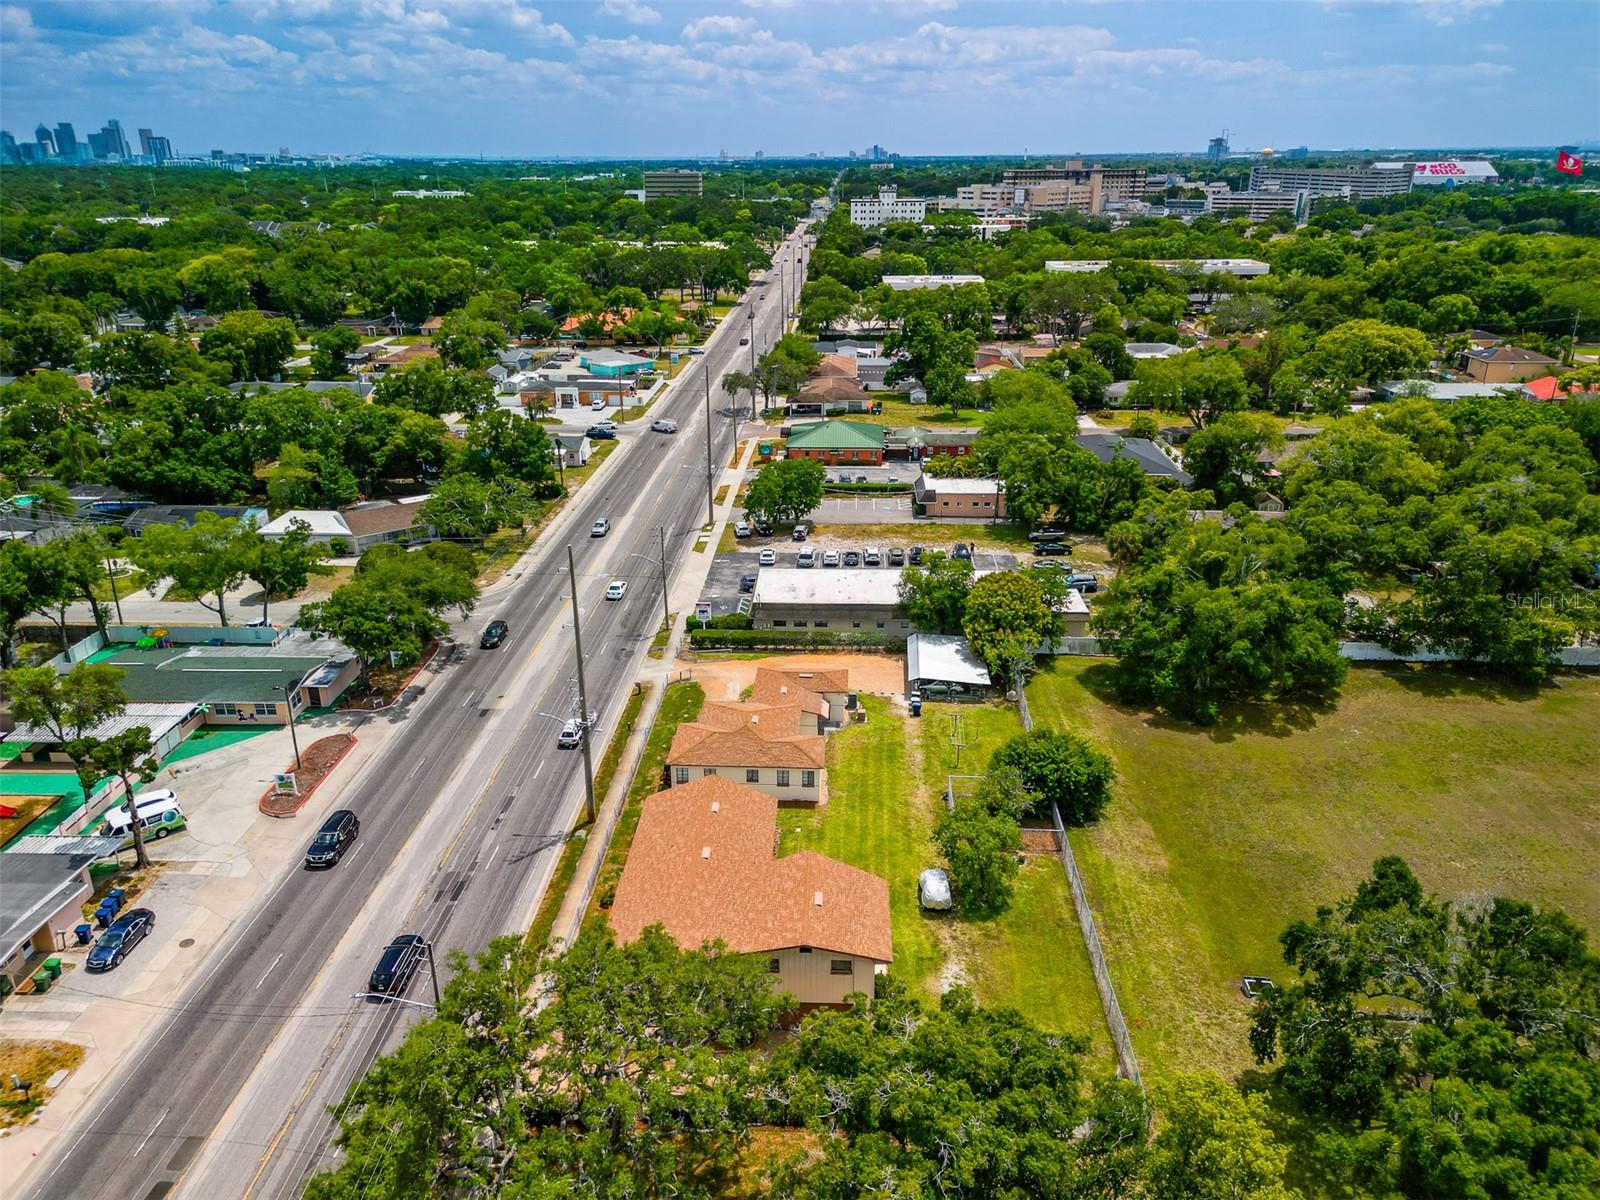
[{"xmin": 0, "ymin": 1, "xmax": 1594, "ymax": 160}]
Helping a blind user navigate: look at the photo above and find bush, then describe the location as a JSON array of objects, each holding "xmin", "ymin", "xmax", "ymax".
[
  {"xmin": 820, "ymin": 481, "xmax": 914, "ymax": 494},
  {"xmin": 989, "ymin": 728, "xmax": 1115, "ymax": 825},
  {"xmin": 686, "ymin": 628, "xmax": 904, "ymax": 651},
  {"xmin": 685, "ymin": 614, "xmax": 753, "ymax": 631}
]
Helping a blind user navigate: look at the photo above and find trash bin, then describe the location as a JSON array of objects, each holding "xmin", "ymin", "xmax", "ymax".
[
  {"xmin": 43, "ymin": 957, "xmax": 61, "ymax": 980},
  {"xmin": 909, "ymin": 698, "xmax": 923, "ymax": 717},
  {"xmin": 31, "ymin": 971, "xmax": 52, "ymax": 993},
  {"xmin": 107, "ymin": 888, "xmax": 127, "ymax": 907},
  {"xmin": 74, "ymin": 924, "xmax": 93, "ymax": 946},
  {"xmin": 95, "ymin": 907, "xmax": 114, "ymax": 929}
]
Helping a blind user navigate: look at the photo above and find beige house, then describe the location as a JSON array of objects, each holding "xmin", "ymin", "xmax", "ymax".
[
  {"xmin": 607, "ymin": 776, "xmax": 892, "ymax": 1009},
  {"xmin": 1460, "ymin": 345, "xmax": 1559, "ymax": 384}
]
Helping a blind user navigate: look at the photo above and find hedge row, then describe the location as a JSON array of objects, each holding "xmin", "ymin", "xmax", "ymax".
[
  {"xmin": 687, "ymin": 628, "xmax": 907, "ymax": 651},
  {"xmin": 822, "ymin": 481, "xmax": 914, "ymax": 495},
  {"xmin": 686, "ymin": 614, "xmax": 754, "ymax": 631}
]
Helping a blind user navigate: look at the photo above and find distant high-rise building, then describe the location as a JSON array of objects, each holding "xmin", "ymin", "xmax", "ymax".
[
  {"xmin": 148, "ymin": 135, "xmax": 173, "ymax": 164},
  {"xmin": 54, "ymin": 122, "xmax": 77, "ymax": 158},
  {"xmin": 1249, "ymin": 164, "xmax": 1412, "ymax": 200},
  {"xmin": 642, "ymin": 169, "xmax": 703, "ymax": 199},
  {"xmin": 87, "ymin": 131, "xmax": 110, "ymax": 158},
  {"xmin": 1208, "ymin": 133, "xmax": 1231, "ymax": 164},
  {"xmin": 1, "ymin": 131, "xmax": 20, "ymax": 165},
  {"xmin": 104, "ymin": 119, "xmax": 131, "ymax": 158},
  {"xmin": 138, "ymin": 127, "xmax": 155, "ymax": 157},
  {"xmin": 34, "ymin": 123, "xmax": 56, "ymax": 157}
]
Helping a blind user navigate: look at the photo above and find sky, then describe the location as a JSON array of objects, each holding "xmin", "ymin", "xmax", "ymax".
[{"xmin": 1, "ymin": 0, "xmax": 1595, "ymax": 159}]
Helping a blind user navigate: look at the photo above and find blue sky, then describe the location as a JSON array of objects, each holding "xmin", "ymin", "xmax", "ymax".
[{"xmin": 1, "ymin": 1, "xmax": 1594, "ymax": 157}]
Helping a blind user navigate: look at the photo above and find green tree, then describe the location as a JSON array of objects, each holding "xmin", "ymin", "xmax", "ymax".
[
  {"xmin": 2, "ymin": 312, "xmax": 85, "ymax": 372},
  {"xmin": 896, "ymin": 550, "xmax": 973, "ymax": 634},
  {"xmin": 309, "ymin": 326, "xmax": 360, "ymax": 379},
  {"xmin": 933, "ymin": 768, "xmax": 1028, "ymax": 916},
  {"xmin": 461, "ymin": 409, "xmax": 555, "ymax": 488},
  {"xmin": 128, "ymin": 512, "xmax": 258, "ymax": 626},
  {"xmin": 797, "ymin": 276, "xmax": 855, "ymax": 334},
  {"xmin": 1147, "ymin": 1074, "xmax": 1295, "ymax": 1200},
  {"xmin": 418, "ymin": 474, "xmax": 535, "ymax": 542},
  {"xmin": 961, "ymin": 569, "xmax": 1056, "ymax": 677},
  {"xmin": 76, "ymin": 726, "xmax": 160, "ymax": 870},
  {"xmin": 198, "ymin": 311, "xmax": 299, "ymax": 382},
  {"xmin": 1305, "ymin": 318, "xmax": 1431, "ymax": 389},
  {"xmin": 433, "ymin": 311, "xmax": 505, "ymax": 371},
  {"xmin": 372, "ymin": 358, "xmax": 495, "ymax": 419},
  {"xmin": 1183, "ymin": 412, "xmax": 1286, "ymax": 504},
  {"xmin": 988, "ymin": 728, "xmax": 1115, "ymax": 825},
  {"xmin": 1128, "ymin": 353, "xmax": 1250, "ymax": 429},
  {"xmin": 1126, "ymin": 411, "xmax": 1160, "ymax": 440},
  {"xmin": 245, "ymin": 521, "xmax": 333, "ymax": 623},
  {"xmin": 742, "ymin": 458, "xmax": 825, "ymax": 528}
]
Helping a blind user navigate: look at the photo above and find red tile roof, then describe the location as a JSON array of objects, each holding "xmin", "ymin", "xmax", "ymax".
[{"xmin": 607, "ymin": 776, "xmax": 892, "ymax": 962}]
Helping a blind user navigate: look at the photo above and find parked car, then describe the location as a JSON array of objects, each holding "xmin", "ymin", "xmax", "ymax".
[
  {"xmin": 952, "ymin": 543, "xmax": 973, "ymax": 561},
  {"xmin": 753, "ymin": 519, "xmax": 774, "ymax": 536},
  {"xmin": 758, "ymin": 548, "xmax": 777, "ymax": 565},
  {"xmin": 739, "ymin": 572, "xmax": 758, "ymax": 592},
  {"xmin": 650, "ymin": 418, "xmax": 678, "ymax": 434},
  {"xmin": 557, "ymin": 720, "xmax": 582, "ymax": 748},
  {"xmin": 86, "ymin": 908, "xmax": 155, "ymax": 973},
  {"xmin": 796, "ymin": 547, "xmax": 815, "ymax": 568},
  {"xmin": 843, "ymin": 550, "xmax": 861, "ymax": 566},
  {"xmin": 1029, "ymin": 528, "xmax": 1068, "ymax": 542},
  {"xmin": 586, "ymin": 425, "xmax": 616, "ymax": 440},
  {"xmin": 1033, "ymin": 541, "xmax": 1071, "ymax": 556},
  {"xmin": 791, "ymin": 523, "xmax": 809, "ymax": 541},
  {"xmin": 855, "ymin": 475, "xmax": 868, "ymax": 484},
  {"xmin": 590, "ymin": 398, "xmax": 607, "ymax": 411},
  {"xmin": 591, "ymin": 518, "xmax": 611, "ymax": 537},
  {"xmin": 908, "ymin": 546, "xmax": 924, "ymax": 565},
  {"xmin": 917, "ymin": 869, "xmax": 953, "ymax": 912},
  {"xmin": 863, "ymin": 547, "xmax": 882, "ymax": 566},
  {"xmin": 822, "ymin": 549, "xmax": 841, "ymax": 567},
  {"xmin": 605, "ymin": 579, "xmax": 628, "ymax": 601},
  {"xmin": 368, "ymin": 934, "xmax": 426, "ymax": 996},
  {"xmin": 687, "ymin": 347, "xmax": 706, "ymax": 355},
  {"xmin": 304, "ymin": 810, "xmax": 360, "ymax": 868},
  {"xmin": 1064, "ymin": 573, "xmax": 1099, "ymax": 594},
  {"xmin": 888, "ymin": 547, "xmax": 905, "ymax": 565},
  {"xmin": 734, "ymin": 521, "xmax": 752, "ymax": 538},
  {"xmin": 479, "ymin": 619, "xmax": 509, "ymax": 649}
]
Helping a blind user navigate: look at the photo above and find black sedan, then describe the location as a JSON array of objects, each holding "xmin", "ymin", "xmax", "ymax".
[
  {"xmin": 480, "ymin": 620, "xmax": 509, "ymax": 649},
  {"xmin": 86, "ymin": 908, "xmax": 155, "ymax": 972},
  {"xmin": 1033, "ymin": 541, "xmax": 1072, "ymax": 557}
]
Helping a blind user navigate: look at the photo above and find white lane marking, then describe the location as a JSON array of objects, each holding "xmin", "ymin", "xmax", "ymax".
[
  {"xmin": 408, "ymin": 759, "xmax": 424, "ymax": 779},
  {"xmin": 483, "ymin": 844, "xmax": 498, "ymax": 871},
  {"xmin": 133, "ymin": 1107, "xmax": 171, "ymax": 1157},
  {"xmin": 255, "ymin": 952, "xmax": 284, "ymax": 991}
]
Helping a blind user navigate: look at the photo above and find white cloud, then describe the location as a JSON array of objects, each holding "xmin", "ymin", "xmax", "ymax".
[
  {"xmin": 1319, "ymin": 0, "xmax": 1502, "ymax": 26},
  {"xmin": 682, "ymin": 14, "xmax": 758, "ymax": 40},
  {"xmin": 1, "ymin": 4, "xmax": 37, "ymax": 40},
  {"xmin": 602, "ymin": 0, "xmax": 661, "ymax": 25}
]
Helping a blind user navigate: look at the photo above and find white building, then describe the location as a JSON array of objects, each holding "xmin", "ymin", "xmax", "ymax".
[
  {"xmin": 1372, "ymin": 160, "xmax": 1499, "ymax": 187},
  {"xmin": 1045, "ymin": 258, "xmax": 1270, "ymax": 278},
  {"xmin": 880, "ymin": 273, "xmax": 985, "ymax": 291},
  {"xmin": 848, "ymin": 186, "xmax": 928, "ymax": 228},
  {"xmin": 1205, "ymin": 189, "xmax": 1309, "ymax": 221},
  {"xmin": 1248, "ymin": 165, "xmax": 1413, "ymax": 200}
]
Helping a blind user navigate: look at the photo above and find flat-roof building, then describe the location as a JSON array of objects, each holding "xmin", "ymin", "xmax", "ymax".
[
  {"xmin": 750, "ymin": 568, "xmax": 908, "ymax": 634},
  {"xmin": 1373, "ymin": 160, "xmax": 1498, "ymax": 187},
  {"xmin": 642, "ymin": 169, "xmax": 703, "ymax": 199},
  {"xmin": 880, "ymin": 274, "xmax": 985, "ymax": 291},
  {"xmin": 1249, "ymin": 165, "xmax": 1413, "ymax": 200},
  {"xmin": 1044, "ymin": 258, "xmax": 1269, "ymax": 278},
  {"xmin": 849, "ymin": 186, "xmax": 927, "ymax": 228}
]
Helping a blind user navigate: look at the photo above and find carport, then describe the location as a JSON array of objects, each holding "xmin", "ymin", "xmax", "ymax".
[{"xmin": 906, "ymin": 634, "xmax": 994, "ymax": 699}]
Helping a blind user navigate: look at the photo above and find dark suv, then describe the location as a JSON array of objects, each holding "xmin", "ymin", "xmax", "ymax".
[
  {"xmin": 305, "ymin": 810, "xmax": 359, "ymax": 868},
  {"xmin": 368, "ymin": 934, "xmax": 426, "ymax": 996}
]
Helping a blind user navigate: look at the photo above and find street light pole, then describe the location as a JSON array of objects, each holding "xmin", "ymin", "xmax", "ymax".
[
  {"xmin": 424, "ymin": 941, "xmax": 441, "ymax": 1007},
  {"xmin": 565, "ymin": 544, "xmax": 597, "ymax": 824},
  {"xmin": 657, "ymin": 526, "xmax": 671, "ymax": 634},
  {"xmin": 703, "ymin": 365, "xmax": 716, "ymax": 527}
]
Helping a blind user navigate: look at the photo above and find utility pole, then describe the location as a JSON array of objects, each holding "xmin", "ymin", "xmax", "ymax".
[
  {"xmin": 566, "ymin": 544, "xmax": 597, "ymax": 824},
  {"xmin": 703, "ymin": 366, "xmax": 716, "ymax": 525},
  {"xmin": 104, "ymin": 545, "xmax": 124, "ymax": 625},
  {"xmin": 657, "ymin": 526, "xmax": 671, "ymax": 633}
]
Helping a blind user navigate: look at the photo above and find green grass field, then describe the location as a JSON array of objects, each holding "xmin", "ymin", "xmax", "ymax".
[
  {"xmin": 780, "ymin": 695, "xmax": 1112, "ymax": 1057},
  {"xmin": 1026, "ymin": 659, "xmax": 1600, "ymax": 1082}
]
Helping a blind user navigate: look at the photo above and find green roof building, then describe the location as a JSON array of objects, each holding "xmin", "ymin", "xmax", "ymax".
[{"xmin": 784, "ymin": 420, "xmax": 886, "ymax": 465}]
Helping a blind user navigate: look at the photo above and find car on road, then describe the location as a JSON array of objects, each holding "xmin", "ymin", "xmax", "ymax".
[
  {"xmin": 739, "ymin": 572, "xmax": 758, "ymax": 592},
  {"xmin": 758, "ymin": 548, "xmax": 777, "ymax": 566},
  {"xmin": 557, "ymin": 719, "xmax": 583, "ymax": 748},
  {"xmin": 304, "ymin": 810, "xmax": 360, "ymax": 868},
  {"xmin": 734, "ymin": 521, "xmax": 751, "ymax": 538},
  {"xmin": 822, "ymin": 549, "xmax": 840, "ymax": 567},
  {"xmin": 843, "ymin": 550, "xmax": 861, "ymax": 567},
  {"xmin": 908, "ymin": 546, "xmax": 924, "ymax": 565},
  {"xmin": 1064, "ymin": 573, "xmax": 1099, "ymax": 593},
  {"xmin": 591, "ymin": 518, "xmax": 611, "ymax": 537},
  {"xmin": 952, "ymin": 543, "xmax": 973, "ymax": 561},
  {"xmin": 86, "ymin": 908, "xmax": 155, "ymax": 973},
  {"xmin": 586, "ymin": 425, "xmax": 616, "ymax": 440},
  {"xmin": 792, "ymin": 523, "xmax": 809, "ymax": 541},
  {"xmin": 479, "ymin": 619, "xmax": 509, "ymax": 649},
  {"xmin": 796, "ymin": 547, "xmax": 815, "ymax": 567},
  {"xmin": 650, "ymin": 418, "xmax": 679, "ymax": 433},
  {"xmin": 368, "ymin": 934, "xmax": 426, "ymax": 996},
  {"xmin": 1033, "ymin": 541, "xmax": 1071, "ymax": 557},
  {"xmin": 738, "ymin": 336, "xmax": 749, "ymax": 345},
  {"xmin": 1029, "ymin": 528, "xmax": 1068, "ymax": 542},
  {"xmin": 605, "ymin": 579, "xmax": 628, "ymax": 601},
  {"xmin": 888, "ymin": 547, "xmax": 905, "ymax": 565},
  {"xmin": 687, "ymin": 347, "xmax": 706, "ymax": 355}
]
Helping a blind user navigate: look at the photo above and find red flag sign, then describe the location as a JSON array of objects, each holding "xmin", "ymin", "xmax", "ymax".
[{"xmin": 1556, "ymin": 150, "xmax": 1584, "ymax": 176}]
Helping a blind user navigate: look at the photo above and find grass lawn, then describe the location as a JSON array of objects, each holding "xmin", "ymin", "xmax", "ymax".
[
  {"xmin": 863, "ymin": 398, "xmax": 986, "ymax": 427},
  {"xmin": 0, "ymin": 1041, "xmax": 84, "ymax": 1129},
  {"xmin": 1026, "ymin": 659, "xmax": 1600, "ymax": 1084},
  {"xmin": 779, "ymin": 695, "xmax": 1112, "ymax": 1056},
  {"xmin": 808, "ymin": 522, "xmax": 1032, "ymax": 553}
]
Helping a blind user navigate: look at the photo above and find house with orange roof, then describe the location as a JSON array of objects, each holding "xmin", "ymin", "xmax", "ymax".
[
  {"xmin": 1521, "ymin": 374, "xmax": 1600, "ymax": 403},
  {"xmin": 607, "ymin": 776, "xmax": 892, "ymax": 1008}
]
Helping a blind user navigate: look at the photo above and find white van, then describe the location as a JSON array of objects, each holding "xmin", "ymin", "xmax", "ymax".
[{"xmin": 104, "ymin": 789, "xmax": 185, "ymax": 841}]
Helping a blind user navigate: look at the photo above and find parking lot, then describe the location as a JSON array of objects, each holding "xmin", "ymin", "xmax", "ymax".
[
  {"xmin": 698, "ymin": 533, "xmax": 1019, "ymax": 618},
  {"xmin": 814, "ymin": 495, "xmax": 914, "ymax": 522}
]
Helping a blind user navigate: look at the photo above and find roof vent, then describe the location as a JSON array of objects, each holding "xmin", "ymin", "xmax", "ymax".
[
  {"xmin": 813, "ymin": 890, "xmax": 824, "ymax": 907},
  {"xmin": 710, "ymin": 801, "xmax": 720, "ymax": 814},
  {"xmin": 701, "ymin": 846, "xmax": 712, "ymax": 859}
]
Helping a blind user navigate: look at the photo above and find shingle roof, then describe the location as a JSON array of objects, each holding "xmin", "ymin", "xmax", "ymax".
[
  {"xmin": 814, "ymin": 355, "xmax": 858, "ymax": 378},
  {"xmin": 606, "ymin": 776, "xmax": 893, "ymax": 962},
  {"xmin": 668, "ymin": 723, "xmax": 826, "ymax": 769},
  {"xmin": 339, "ymin": 498, "xmax": 429, "ymax": 537},
  {"xmin": 753, "ymin": 666, "xmax": 851, "ymax": 697},
  {"xmin": 1464, "ymin": 345, "xmax": 1558, "ymax": 365},
  {"xmin": 697, "ymin": 701, "xmax": 812, "ymax": 737},
  {"xmin": 785, "ymin": 420, "xmax": 886, "ymax": 451}
]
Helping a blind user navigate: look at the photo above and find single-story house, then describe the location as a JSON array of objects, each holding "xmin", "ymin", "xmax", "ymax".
[
  {"xmin": 666, "ymin": 721, "xmax": 827, "ymax": 806},
  {"xmin": 122, "ymin": 505, "xmax": 266, "ymax": 536},
  {"xmin": 1521, "ymin": 375, "xmax": 1600, "ymax": 403},
  {"xmin": 86, "ymin": 646, "xmax": 359, "ymax": 724},
  {"xmin": 259, "ymin": 498, "xmax": 432, "ymax": 554},
  {"xmin": 790, "ymin": 376, "xmax": 873, "ymax": 417},
  {"xmin": 751, "ymin": 568, "xmax": 908, "ymax": 633},
  {"xmin": 905, "ymin": 633, "xmax": 993, "ymax": 698},
  {"xmin": 371, "ymin": 345, "xmax": 439, "ymax": 372},
  {"xmin": 607, "ymin": 776, "xmax": 892, "ymax": 1009},
  {"xmin": 784, "ymin": 420, "xmax": 886, "ymax": 466},
  {"xmin": 914, "ymin": 473, "xmax": 1006, "ymax": 520},
  {"xmin": 521, "ymin": 376, "xmax": 636, "ymax": 409},
  {"xmin": 0, "ymin": 846, "xmax": 108, "ymax": 993},
  {"xmin": 580, "ymin": 349, "xmax": 654, "ymax": 377},
  {"xmin": 752, "ymin": 667, "xmax": 853, "ymax": 727},
  {"xmin": 554, "ymin": 433, "xmax": 591, "ymax": 468},
  {"xmin": 1460, "ymin": 345, "xmax": 1558, "ymax": 384},
  {"xmin": 419, "ymin": 316, "xmax": 445, "ymax": 336},
  {"xmin": 1125, "ymin": 342, "xmax": 1185, "ymax": 360},
  {"xmin": 1375, "ymin": 380, "xmax": 1513, "ymax": 402},
  {"xmin": 228, "ymin": 380, "xmax": 375, "ymax": 400},
  {"xmin": 854, "ymin": 356, "xmax": 894, "ymax": 389},
  {"xmin": 813, "ymin": 354, "xmax": 858, "ymax": 378},
  {"xmin": 1073, "ymin": 434, "xmax": 1192, "ymax": 486}
]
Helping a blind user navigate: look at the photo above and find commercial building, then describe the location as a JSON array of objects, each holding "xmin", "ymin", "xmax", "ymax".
[
  {"xmin": 750, "ymin": 569, "xmax": 909, "ymax": 634},
  {"xmin": 1460, "ymin": 344, "xmax": 1559, "ymax": 384},
  {"xmin": 578, "ymin": 349, "xmax": 654, "ymax": 377},
  {"xmin": 1373, "ymin": 160, "xmax": 1498, "ymax": 187},
  {"xmin": 607, "ymin": 776, "xmax": 891, "ymax": 1009},
  {"xmin": 642, "ymin": 169, "xmax": 703, "ymax": 199},
  {"xmin": 1205, "ymin": 189, "xmax": 1309, "ymax": 221},
  {"xmin": 848, "ymin": 186, "xmax": 928, "ymax": 227},
  {"xmin": 87, "ymin": 645, "xmax": 359, "ymax": 724},
  {"xmin": 914, "ymin": 473, "xmax": 1006, "ymax": 520},
  {"xmin": 1248, "ymin": 165, "xmax": 1413, "ymax": 200},
  {"xmin": 1044, "ymin": 258, "xmax": 1270, "ymax": 278},
  {"xmin": 999, "ymin": 161, "xmax": 1146, "ymax": 214},
  {"xmin": 880, "ymin": 274, "xmax": 985, "ymax": 291},
  {"xmin": 784, "ymin": 419, "xmax": 886, "ymax": 465},
  {"xmin": 0, "ymin": 846, "xmax": 106, "ymax": 994}
]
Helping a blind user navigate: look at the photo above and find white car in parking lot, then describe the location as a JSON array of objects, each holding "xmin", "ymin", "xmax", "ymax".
[
  {"xmin": 605, "ymin": 580, "xmax": 628, "ymax": 601},
  {"xmin": 822, "ymin": 549, "xmax": 840, "ymax": 567},
  {"xmin": 758, "ymin": 548, "xmax": 777, "ymax": 565}
]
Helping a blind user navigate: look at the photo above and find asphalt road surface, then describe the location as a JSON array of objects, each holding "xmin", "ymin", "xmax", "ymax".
[{"xmin": 27, "ymin": 227, "xmax": 809, "ymax": 1200}]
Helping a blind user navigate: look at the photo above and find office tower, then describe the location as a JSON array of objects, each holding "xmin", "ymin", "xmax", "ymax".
[
  {"xmin": 54, "ymin": 122, "xmax": 77, "ymax": 158},
  {"xmin": 87, "ymin": 130, "xmax": 109, "ymax": 158},
  {"xmin": 1208, "ymin": 132, "xmax": 1230, "ymax": 164},
  {"xmin": 641, "ymin": 169, "xmax": 703, "ymax": 199},
  {"xmin": 105, "ymin": 119, "xmax": 131, "ymax": 158},
  {"xmin": 139, "ymin": 127, "xmax": 154, "ymax": 157},
  {"xmin": 34, "ymin": 123, "xmax": 55, "ymax": 157},
  {"xmin": 1, "ymin": 131, "xmax": 20, "ymax": 165},
  {"xmin": 148, "ymin": 135, "xmax": 173, "ymax": 163}
]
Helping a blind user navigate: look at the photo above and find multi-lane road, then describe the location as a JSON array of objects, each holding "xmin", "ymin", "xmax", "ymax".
[{"xmin": 26, "ymin": 226, "xmax": 808, "ymax": 1200}]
